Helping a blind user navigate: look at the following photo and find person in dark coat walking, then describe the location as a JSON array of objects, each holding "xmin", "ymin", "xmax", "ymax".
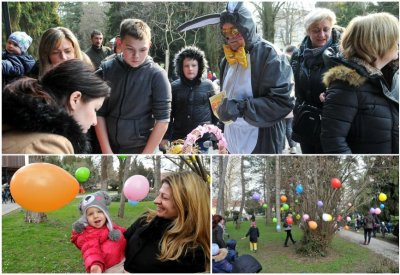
[
  {"xmin": 243, "ymin": 222, "xmax": 259, "ymax": 252},
  {"xmin": 363, "ymin": 211, "xmax": 375, "ymax": 245},
  {"xmin": 321, "ymin": 13, "xmax": 398, "ymax": 154},
  {"xmin": 283, "ymin": 214, "xmax": 296, "ymax": 247}
]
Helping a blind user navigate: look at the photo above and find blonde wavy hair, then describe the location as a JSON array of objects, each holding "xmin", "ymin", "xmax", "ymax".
[
  {"xmin": 341, "ymin": 12, "xmax": 399, "ymax": 66},
  {"xmin": 38, "ymin": 27, "xmax": 85, "ymax": 77},
  {"xmin": 144, "ymin": 171, "xmax": 210, "ymax": 271}
]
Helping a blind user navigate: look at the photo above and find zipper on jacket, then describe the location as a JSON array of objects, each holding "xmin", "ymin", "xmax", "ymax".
[{"xmin": 115, "ymin": 68, "xmax": 132, "ymax": 150}]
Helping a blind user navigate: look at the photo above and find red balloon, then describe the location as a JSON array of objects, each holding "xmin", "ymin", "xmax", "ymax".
[
  {"xmin": 286, "ymin": 216, "xmax": 293, "ymax": 225},
  {"xmin": 331, "ymin": 178, "xmax": 341, "ymax": 189},
  {"xmin": 337, "ymin": 215, "xmax": 343, "ymax": 222}
]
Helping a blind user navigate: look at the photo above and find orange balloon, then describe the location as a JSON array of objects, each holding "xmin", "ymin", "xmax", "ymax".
[
  {"xmin": 308, "ymin": 220, "xmax": 318, "ymax": 230},
  {"xmin": 280, "ymin": 195, "xmax": 287, "ymax": 203},
  {"xmin": 10, "ymin": 163, "xmax": 79, "ymax": 212}
]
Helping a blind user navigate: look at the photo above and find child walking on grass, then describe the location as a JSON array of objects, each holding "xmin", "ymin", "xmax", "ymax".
[
  {"xmin": 71, "ymin": 191, "xmax": 126, "ymax": 273},
  {"xmin": 242, "ymin": 221, "xmax": 259, "ymax": 253}
]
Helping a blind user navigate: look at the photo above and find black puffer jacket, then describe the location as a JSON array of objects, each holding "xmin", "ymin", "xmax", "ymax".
[
  {"xmin": 165, "ymin": 46, "xmax": 217, "ymax": 141},
  {"xmin": 321, "ymin": 55, "xmax": 399, "ymax": 154},
  {"xmin": 167, "ymin": 78, "xmax": 216, "ymax": 140},
  {"xmin": 124, "ymin": 216, "xmax": 206, "ymax": 273}
]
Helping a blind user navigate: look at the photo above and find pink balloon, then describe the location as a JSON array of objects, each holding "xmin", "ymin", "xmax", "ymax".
[
  {"xmin": 374, "ymin": 208, "xmax": 381, "ymax": 215},
  {"xmin": 303, "ymin": 214, "xmax": 310, "ymax": 221},
  {"xmin": 123, "ymin": 175, "xmax": 150, "ymax": 201}
]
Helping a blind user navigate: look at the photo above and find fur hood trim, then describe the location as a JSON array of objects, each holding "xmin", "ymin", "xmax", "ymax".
[
  {"xmin": 3, "ymin": 91, "xmax": 91, "ymax": 153},
  {"xmin": 174, "ymin": 46, "xmax": 208, "ymax": 81},
  {"xmin": 323, "ymin": 65, "xmax": 367, "ymax": 88},
  {"xmin": 323, "ymin": 57, "xmax": 383, "ymax": 88},
  {"xmin": 212, "ymin": 248, "xmax": 228, "ymax": 262}
]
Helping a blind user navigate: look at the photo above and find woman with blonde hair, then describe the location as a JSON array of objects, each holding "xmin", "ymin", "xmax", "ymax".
[
  {"xmin": 290, "ymin": 8, "xmax": 342, "ymax": 153},
  {"xmin": 37, "ymin": 27, "xmax": 92, "ymax": 77},
  {"xmin": 322, "ymin": 12, "xmax": 399, "ymax": 153},
  {"xmin": 124, "ymin": 171, "xmax": 210, "ymax": 272}
]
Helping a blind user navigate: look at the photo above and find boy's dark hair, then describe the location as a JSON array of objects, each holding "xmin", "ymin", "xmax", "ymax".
[
  {"xmin": 120, "ymin": 19, "xmax": 151, "ymax": 41},
  {"xmin": 90, "ymin": 30, "xmax": 103, "ymax": 38}
]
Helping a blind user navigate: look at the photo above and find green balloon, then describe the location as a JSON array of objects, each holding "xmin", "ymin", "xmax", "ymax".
[
  {"xmin": 75, "ymin": 167, "xmax": 90, "ymax": 183},
  {"xmin": 272, "ymin": 217, "xmax": 277, "ymax": 223},
  {"xmin": 118, "ymin": 155, "xmax": 127, "ymax": 160},
  {"xmin": 283, "ymin": 203, "xmax": 289, "ymax": 210},
  {"xmin": 263, "ymin": 204, "xmax": 268, "ymax": 208}
]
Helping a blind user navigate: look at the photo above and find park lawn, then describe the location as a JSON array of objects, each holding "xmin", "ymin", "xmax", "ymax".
[
  {"xmin": 2, "ymin": 199, "xmax": 156, "ymax": 273},
  {"xmin": 225, "ymin": 217, "xmax": 398, "ymax": 273}
]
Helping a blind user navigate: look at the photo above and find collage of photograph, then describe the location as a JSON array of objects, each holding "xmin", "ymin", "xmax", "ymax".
[{"xmin": 2, "ymin": 0, "xmax": 399, "ymax": 274}]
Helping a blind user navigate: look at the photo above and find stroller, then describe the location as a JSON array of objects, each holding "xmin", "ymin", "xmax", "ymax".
[{"xmin": 232, "ymin": 254, "xmax": 262, "ymax": 273}]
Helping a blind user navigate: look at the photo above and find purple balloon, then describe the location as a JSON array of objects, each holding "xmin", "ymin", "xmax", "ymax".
[
  {"xmin": 317, "ymin": 200, "xmax": 323, "ymax": 207},
  {"xmin": 370, "ymin": 207, "xmax": 375, "ymax": 214},
  {"xmin": 252, "ymin": 193, "xmax": 261, "ymax": 201}
]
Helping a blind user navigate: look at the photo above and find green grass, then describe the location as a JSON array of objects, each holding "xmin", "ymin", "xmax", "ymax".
[
  {"xmin": 225, "ymin": 217, "xmax": 399, "ymax": 273},
  {"xmin": 2, "ymin": 199, "xmax": 156, "ymax": 273}
]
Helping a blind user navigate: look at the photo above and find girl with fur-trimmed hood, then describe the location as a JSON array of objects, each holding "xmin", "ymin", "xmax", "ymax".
[
  {"xmin": 321, "ymin": 13, "xmax": 398, "ymax": 154},
  {"xmin": 161, "ymin": 46, "xmax": 217, "ymax": 152}
]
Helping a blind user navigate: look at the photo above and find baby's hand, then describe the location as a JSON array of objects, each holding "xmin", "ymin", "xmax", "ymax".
[{"xmin": 90, "ymin": 264, "xmax": 102, "ymax": 273}]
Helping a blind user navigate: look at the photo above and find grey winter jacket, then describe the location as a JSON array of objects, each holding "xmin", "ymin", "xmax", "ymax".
[
  {"xmin": 97, "ymin": 55, "xmax": 171, "ymax": 153},
  {"xmin": 219, "ymin": 3, "xmax": 294, "ymax": 153}
]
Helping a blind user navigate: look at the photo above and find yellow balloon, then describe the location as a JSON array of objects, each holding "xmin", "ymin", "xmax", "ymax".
[
  {"xmin": 308, "ymin": 221, "xmax": 318, "ymax": 230},
  {"xmin": 378, "ymin": 193, "xmax": 387, "ymax": 202},
  {"xmin": 207, "ymin": 175, "xmax": 211, "ymax": 184},
  {"xmin": 10, "ymin": 163, "xmax": 79, "ymax": 212}
]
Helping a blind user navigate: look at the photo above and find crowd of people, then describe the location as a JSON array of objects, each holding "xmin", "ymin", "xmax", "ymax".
[{"xmin": 2, "ymin": 2, "xmax": 398, "ymax": 154}]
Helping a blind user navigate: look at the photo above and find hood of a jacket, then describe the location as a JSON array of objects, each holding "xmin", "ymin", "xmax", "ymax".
[
  {"xmin": 2, "ymin": 90, "xmax": 91, "ymax": 153},
  {"xmin": 115, "ymin": 53, "xmax": 154, "ymax": 70},
  {"xmin": 213, "ymin": 248, "xmax": 228, "ymax": 262},
  {"xmin": 219, "ymin": 2, "xmax": 260, "ymax": 51},
  {"xmin": 174, "ymin": 46, "xmax": 208, "ymax": 84}
]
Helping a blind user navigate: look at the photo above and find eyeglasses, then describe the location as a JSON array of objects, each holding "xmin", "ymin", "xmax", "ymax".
[{"xmin": 221, "ymin": 27, "xmax": 241, "ymax": 39}]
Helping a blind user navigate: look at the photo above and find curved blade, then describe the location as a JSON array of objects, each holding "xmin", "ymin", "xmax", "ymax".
[{"xmin": 177, "ymin": 13, "xmax": 221, "ymax": 32}]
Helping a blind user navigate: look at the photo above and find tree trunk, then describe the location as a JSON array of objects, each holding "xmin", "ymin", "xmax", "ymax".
[
  {"xmin": 153, "ymin": 155, "xmax": 161, "ymax": 190},
  {"xmin": 264, "ymin": 158, "xmax": 272, "ymax": 223},
  {"xmin": 100, "ymin": 156, "xmax": 109, "ymax": 191},
  {"xmin": 216, "ymin": 156, "xmax": 228, "ymax": 216},
  {"xmin": 25, "ymin": 156, "xmax": 47, "ymax": 223},
  {"xmin": 118, "ymin": 157, "xmax": 132, "ymax": 218},
  {"xmin": 24, "ymin": 211, "xmax": 47, "ymax": 223},
  {"xmin": 237, "ymin": 156, "xmax": 246, "ymax": 230},
  {"xmin": 275, "ymin": 156, "xmax": 281, "ymax": 231}
]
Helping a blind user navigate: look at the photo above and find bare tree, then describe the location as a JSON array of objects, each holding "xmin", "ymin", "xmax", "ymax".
[
  {"xmin": 100, "ymin": 156, "xmax": 109, "ymax": 191},
  {"xmin": 274, "ymin": 156, "xmax": 282, "ymax": 231},
  {"xmin": 236, "ymin": 156, "xmax": 246, "ymax": 229},
  {"xmin": 216, "ymin": 156, "xmax": 228, "ymax": 216},
  {"xmin": 118, "ymin": 156, "xmax": 137, "ymax": 218},
  {"xmin": 153, "ymin": 155, "xmax": 161, "ymax": 190}
]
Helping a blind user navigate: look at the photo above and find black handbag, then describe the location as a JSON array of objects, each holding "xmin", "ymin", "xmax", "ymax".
[{"xmin": 292, "ymin": 104, "xmax": 321, "ymax": 143}]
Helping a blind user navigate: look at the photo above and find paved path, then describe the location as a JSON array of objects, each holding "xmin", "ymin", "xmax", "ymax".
[
  {"xmin": 2, "ymin": 202, "xmax": 21, "ymax": 215},
  {"xmin": 337, "ymin": 229, "xmax": 399, "ymax": 264}
]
